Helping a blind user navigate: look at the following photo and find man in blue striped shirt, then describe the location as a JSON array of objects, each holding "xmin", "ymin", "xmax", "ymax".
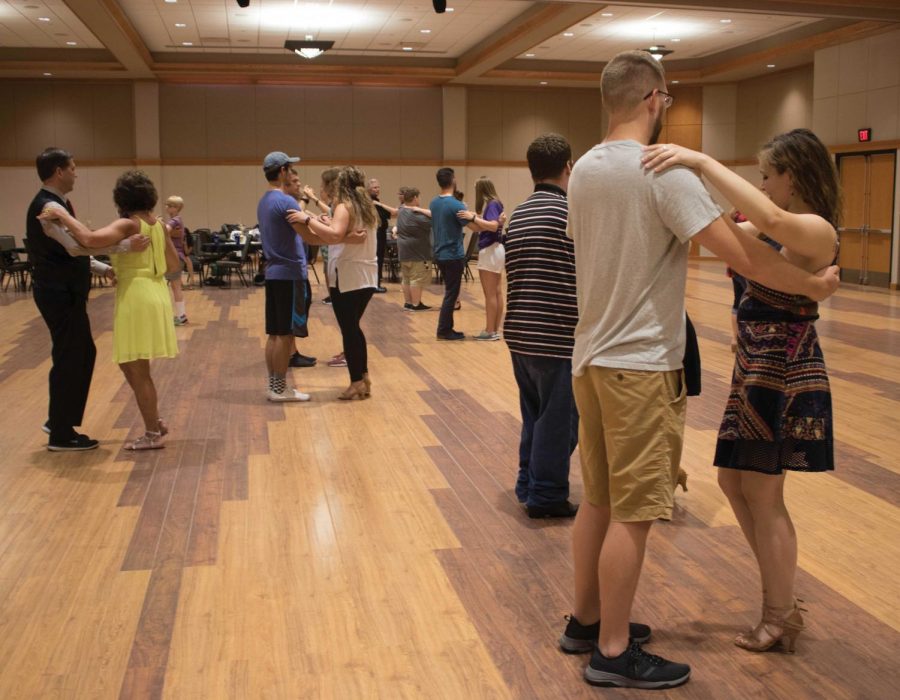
[{"xmin": 503, "ymin": 133, "xmax": 579, "ymax": 519}]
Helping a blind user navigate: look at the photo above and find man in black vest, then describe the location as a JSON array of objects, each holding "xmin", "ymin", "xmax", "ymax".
[{"xmin": 26, "ymin": 147, "xmax": 147, "ymax": 451}]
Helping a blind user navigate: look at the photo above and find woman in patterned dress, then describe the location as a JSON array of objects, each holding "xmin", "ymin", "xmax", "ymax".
[
  {"xmin": 642, "ymin": 129, "xmax": 840, "ymax": 653},
  {"xmin": 41, "ymin": 171, "xmax": 180, "ymax": 450}
]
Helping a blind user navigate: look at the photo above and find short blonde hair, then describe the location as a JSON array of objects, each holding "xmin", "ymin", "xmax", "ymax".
[
  {"xmin": 601, "ymin": 50, "xmax": 666, "ymax": 114},
  {"xmin": 165, "ymin": 195, "xmax": 184, "ymax": 210}
]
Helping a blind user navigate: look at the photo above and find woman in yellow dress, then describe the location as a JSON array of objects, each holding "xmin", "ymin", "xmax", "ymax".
[{"xmin": 40, "ymin": 170, "xmax": 179, "ymax": 450}]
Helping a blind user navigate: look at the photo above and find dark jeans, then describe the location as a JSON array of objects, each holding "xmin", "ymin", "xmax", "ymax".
[
  {"xmin": 436, "ymin": 258, "xmax": 464, "ymax": 336},
  {"xmin": 33, "ymin": 284, "xmax": 97, "ymax": 440},
  {"xmin": 511, "ymin": 353, "xmax": 579, "ymax": 508},
  {"xmin": 330, "ymin": 286, "xmax": 374, "ymax": 382}
]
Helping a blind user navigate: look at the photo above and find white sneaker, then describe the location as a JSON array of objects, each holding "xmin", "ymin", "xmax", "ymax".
[{"xmin": 267, "ymin": 388, "xmax": 311, "ymax": 402}]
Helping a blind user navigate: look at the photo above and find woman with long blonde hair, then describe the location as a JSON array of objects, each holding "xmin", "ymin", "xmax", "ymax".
[
  {"xmin": 290, "ymin": 166, "xmax": 377, "ymax": 400},
  {"xmin": 459, "ymin": 177, "xmax": 505, "ymax": 340}
]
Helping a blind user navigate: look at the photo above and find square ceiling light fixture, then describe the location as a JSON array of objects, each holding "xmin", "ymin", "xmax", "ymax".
[{"xmin": 285, "ymin": 39, "xmax": 334, "ymax": 59}]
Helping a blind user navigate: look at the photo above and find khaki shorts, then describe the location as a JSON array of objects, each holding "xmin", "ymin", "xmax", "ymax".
[
  {"xmin": 401, "ymin": 261, "xmax": 429, "ymax": 287},
  {"xmin": 573, "ymin": 366, "xmax": 686, "ymax": 522}
]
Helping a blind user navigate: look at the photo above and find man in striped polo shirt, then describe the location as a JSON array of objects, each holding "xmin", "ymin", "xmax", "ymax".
[{"xmin": 503, "ymin": 133, "xmax": 579, "ymax": 519}]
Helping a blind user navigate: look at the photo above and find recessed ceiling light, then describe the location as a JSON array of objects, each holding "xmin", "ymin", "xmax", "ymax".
[
  {"xmin": 671, "ymin": 80, "xmax": 680, "ymax": 84},
  {"xmin": 165, "ymin": 0, "xmax": 177, "ymax": 3},
  {"xmin": 767, "ymin": 64, "xmax": 776, "ymax": 68},
  {"xmin": 182, "ymin": 42, "xmax": 193, "ymax": 46},
  {"xmin": 672, "ymin": 38, "xmax": 681, "ymax": 42},
  {"xmin": 38, "ymin": 17, "xmax": 50, "ymax": 22},
  {"xmin": 525, "ymin": 53, "xmax": 535, "ymax": 57},
  {"xmin": 539, "ymin": 81, "xmax": 548, "ymax": 85},
  {"xmin": 43, "ymin": 72, "xmax": 52, "ymax": 76},
  {"xmin": 720, "ymin": 19, "xmax": 732, "ymax": 24},
  {"xmin": 402, "ymin": 47, "xmax": 413, "ymax": 51},
  {"xmin": 601, "ymin": 13, "xmax": 614, "ymax": 17},
  {"xmin": 420, "ymin": 29, "xmax": 431, "ymax": 34},
  {"xmin": 446, "ymin": 7, "xmax": 454, "ymax": 11},
  {"xmin": 563, "ymin": 32, "xmax": 574, "ymax": 37},
  {"xmin": 66, "ymin": 41, "xmax": 77, "ymax": 46},
  {"xmin": 175, "ymin": 23, "xmax": 186, "ymax": 28}
]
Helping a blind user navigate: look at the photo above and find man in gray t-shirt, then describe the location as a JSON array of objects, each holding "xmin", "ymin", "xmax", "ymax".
[
  {"xmin": 395, "ymin": 186, "xmax": 433, "ymax": 311},
  {"xmin": 562, "ymin": 50, "xmax": 839, "ymax": 690}
]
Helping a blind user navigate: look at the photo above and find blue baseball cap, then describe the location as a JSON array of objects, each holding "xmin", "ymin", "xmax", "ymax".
[{"xmin": 263, "ymin": 151, "xmax": 300, "ymax": 170}]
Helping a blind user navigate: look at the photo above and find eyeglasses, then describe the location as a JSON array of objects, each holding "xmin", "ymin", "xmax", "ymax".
[{"xmin": 643, "ymin": 89, "xmax": 674, "ymax": 108}]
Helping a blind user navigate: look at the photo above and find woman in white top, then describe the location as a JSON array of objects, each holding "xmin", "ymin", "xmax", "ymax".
[{"xmin": 290, "ymin": 166, "xmax": 377, "ymax": 400}]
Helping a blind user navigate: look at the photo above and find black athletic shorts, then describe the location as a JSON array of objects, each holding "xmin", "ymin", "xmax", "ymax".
[{"xmin": 265, "ymin": 278, "xmax": 307, "ymax": 336}]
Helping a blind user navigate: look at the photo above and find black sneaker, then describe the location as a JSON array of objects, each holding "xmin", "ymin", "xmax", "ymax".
[
  {"xmin": 527, "ymin": 500, "xmax": 578, "ymax": 519},
  {"xmin": 48, "ymin": 433, "xmax": 99, "ymax": 452},
  {"xmin": 42, "ymin": 420, "xmax": 51, "ymax": 435},
  {"xmin": 374, "ymin": 286, "xmax": 388, "ymax": 294},
  {"xmin": 403, "ymin": 302, "xmax": 415, "ymax": 311},
  {"xmin": 289, "ymin": 352, "xmax": 317, "ymax": 368},
  {"xmin": 413, "ymin": 303, "xmax": 432, "ymax": 311},
  {"xmin": 559, "ymin": 615, "xmax": 652, "ymax": 653},
  {"xmin": 584, "ymin": 642, "xmax": 690, "ymax": 689},
  {"xmin": 436, "ymin": 331, "xmax": 465, "ymax": 341}
]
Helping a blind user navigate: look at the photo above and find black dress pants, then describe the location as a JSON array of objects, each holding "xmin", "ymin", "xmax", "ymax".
[
  {"xmin": 436, "ymin": 259, "xmax": 465, "ymax": 336},
  {"xmin": 376, "ymin": 229, "xmax": 387, "ymax": 287},
  {"xmin": 330, "ymin": 286, "xmax": 375, "ymax": 382},
  {"xmin": 33, "ymin": 285, "xmax": 96, "ymax": 439}
]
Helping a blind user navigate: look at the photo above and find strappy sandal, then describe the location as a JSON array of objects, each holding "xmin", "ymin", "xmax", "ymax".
[{"xmin": 126, "ymin": 431, "xmax": 165, "ymax": 451}]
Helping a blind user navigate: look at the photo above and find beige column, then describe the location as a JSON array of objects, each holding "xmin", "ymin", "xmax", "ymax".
[{"xmin": 442, "ymin": 86, "xmax": 467, "ymax": 161}]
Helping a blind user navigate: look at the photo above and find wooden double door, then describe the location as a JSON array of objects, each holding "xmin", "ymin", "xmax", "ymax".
[{"xmin": 837, "ymin": 152, "xmax": 896, "ymax": 287}]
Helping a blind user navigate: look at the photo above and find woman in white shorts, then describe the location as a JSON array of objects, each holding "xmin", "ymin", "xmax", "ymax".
[{"xmin": 458, "ymin": 177, "xmax": 506, "ymax": 341}]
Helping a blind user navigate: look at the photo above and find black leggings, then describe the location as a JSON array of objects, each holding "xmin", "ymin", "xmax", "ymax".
[{"xmin": 330, "ymin": 286, "xmax": 375, "ymax": 382}]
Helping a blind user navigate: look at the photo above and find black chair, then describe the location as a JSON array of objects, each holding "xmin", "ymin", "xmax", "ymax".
[
  {"xmin": 216, "ymin": 234, "xmax": 252, "ymax": 288},
  {"xmin": 0, "ymin": 236, "xmax": 31, "ymax": 292},
  {"xmin": 192, "ymin": 228, "xmax": 220, "ymax": 285},
  {"xmin": 306, "ymin": 245, "xmax": 321, "ymax": 285}
]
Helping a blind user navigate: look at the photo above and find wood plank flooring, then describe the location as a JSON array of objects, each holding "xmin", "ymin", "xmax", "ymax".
[{"xmin": 0, "ymin": 261, "xmax": 898, "ymax": 699}]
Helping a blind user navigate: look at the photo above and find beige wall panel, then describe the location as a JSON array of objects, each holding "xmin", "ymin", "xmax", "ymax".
[
  {"xmin": 14, "ymin": 84, "xmax": 56, "ymax": 160},
  {"xmin": 304, "ymin": 120, "xmax": 353, "ymax": 161},
  {"xmin": 160, "ymin": 84, "xmax": 206, "ymax": 124},
  {"xmin": 255, "ymin": 123, "xmax": 305, "ymax": 161},
  {"xmin": 814, "ymin": 46, "xmax": 840, "ymax": 100},
  {"xmin": 353, "ymin": 87, "xmax": 400, "ymax": 125},
  {"xmin": 569, "ymin": 95, "xmax": 603, "ymax": 160},
  {"xmin": 91, "ymin": 87, "xmax": 134, "ymax": 160},
  {"xmin": 0, "ymin": 97, "xmax": 16, "ymax": 160},
  {"xmin": 533, "ymin": 92, "xmax": 570, "ymax": 137},
  {"xmin": 442, "ymin": 86, "xmax": 466, "ymax": 160},
  {"xmin": 702, "ymin": 84, "xmax": 737, "ymax": 125},
  {"xmin": 838, "ymin": 39, "xmax": 869, "ymax": 97},
  {"xmin": 501, "ymin": 91, "xmax": 536, "ymax": 160},
  {"xmin": 79, "ymin": 166, "xmax": 127, "ymax": 228},
  {"xmin": 161, "ymin": 119, "xmax": 209, "ymax": 160},
  {"xmin": 159, "ymin": 166, "xmax": 210, "ymax": 229},
  {"xmin": 866, "ymin": 87, "xmax": 900, "ymax": 142},
  {"xmin": 207, "ymin": 166, "xmax": 264, "ymax": 228},
  {"xmin": 667, "ymin": 124, "xmax": 702, "ymax": 151},
  {"xmin": 207, "ymin": 119, "xmax": 258, "ymax": 160},
  {"xmin": 813, "ymin": 97, "xmax": 839, "ymax": 146},
  {"xmin": 736, "ymin": 66, "xmax": 813, "ymax": 158},
  {"xmin": 466, "ymin": 89, "xmax": 503, "ymax": 126},
  {"xmin": 305, "ymin": 87, "xmax": 353, "ymax": 124},
  {"xmin": 255, "ymin": 85, "xmax": 306, "ymax": 122},
  {"xmin": 867, "ymin": 30, "xmax": 900, "ymax": 92},
  {"xmin": 702, "ymin": 124, "xmax": 736, "ymax": 161},
  {"xmin": 205, "ymin": 86, "xmax": 256, "ymax": 125},
  {"xmin": 468, "ymin": 121, "xmax": 503, "ymax": 161},
  {"xmin": 0, "ymin": 167, "xmax": 39, "ymax": 242},
  {"xmin": 398, "ymin": 165, "xmax": 443, "ymax": 202},
  {"xmin": 399, "ymin": 89, "xmax": 442, "ymax": 160},
  {"xmin": 352, "ymin": 122, "xmax": 402, "ymax": 160},
  {"xmin": 52, "ymin": 85, "xmax": 95, "ymax": 159},
  {"xmin": 836, "ymin": 94, "xmax": 869, "ymax": 144}
]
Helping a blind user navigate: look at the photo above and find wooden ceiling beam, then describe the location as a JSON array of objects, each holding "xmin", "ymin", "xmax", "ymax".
[
  {"xmin": 62, "ymin": 0, "xmax": 154, "ymax": 77},
  {"xmin": 563, "ymin": 0, "xmax": 900, "ymax": 22}
]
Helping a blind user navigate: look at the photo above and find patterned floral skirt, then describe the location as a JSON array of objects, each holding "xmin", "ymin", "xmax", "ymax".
[{"xmin": 714, "ymin": 285, "xmax": 834, "ymax": 475}]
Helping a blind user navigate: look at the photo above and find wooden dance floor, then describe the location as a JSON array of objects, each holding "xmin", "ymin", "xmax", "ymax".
[{"xmin": 0, "ymin": 262, "xmax": 897, "ymax": 699}]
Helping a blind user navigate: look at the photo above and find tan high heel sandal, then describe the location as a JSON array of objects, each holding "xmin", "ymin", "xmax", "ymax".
[
  {"xmin": 362, "ymin": 373, "xmax": 372, "ymax": 396},
  {"xmin": 338, "ymin": 381, "xmax": 370, "ymax": 401},
  {"xmin": 735, "ymin": 602, "xmax": 806, "ymax": 653}
]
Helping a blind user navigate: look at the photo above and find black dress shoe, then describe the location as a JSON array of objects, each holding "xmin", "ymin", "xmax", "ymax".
[
  {"xmin": 436, "ymin": 331, "xmax": 465, "ymax": 341},
  {"xmin": 527, "ymin": 500, "xmax": 578, "ymax": 519},
  {"xmin": 374, "ymin": 286, "xmax": 388, "ymax": 293},
  {"xmin": 48, "ymin": 433, "xmax": 99, "ymax": 452},
  {"xmin": 289, "ymin": 352, "xmax": 317, "ymax": 368}
]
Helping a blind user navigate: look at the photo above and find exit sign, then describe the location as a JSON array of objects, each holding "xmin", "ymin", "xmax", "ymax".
[{"xmin": 858, "ymin": 127, "xmax": 872, "ymax": 142}]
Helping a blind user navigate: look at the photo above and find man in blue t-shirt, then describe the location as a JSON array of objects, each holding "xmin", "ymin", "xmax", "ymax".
[
  {"xmin": 258, "ymin": 151, "xmax": 312, "ymax": 402},
  {"xmin": 430, "ymin": 167, "xmax": 479, "ymax": 340}
]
